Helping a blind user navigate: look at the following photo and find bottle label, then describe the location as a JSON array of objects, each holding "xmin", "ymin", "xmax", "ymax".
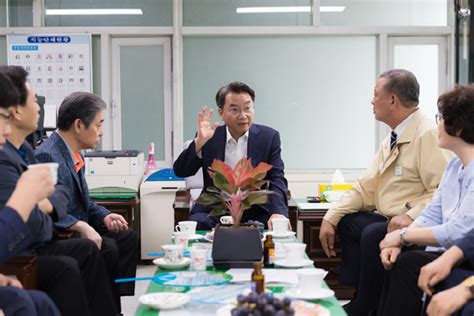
[{"xmin": 269, "ymin": 249, "xmax": 275, "ymax": 264}]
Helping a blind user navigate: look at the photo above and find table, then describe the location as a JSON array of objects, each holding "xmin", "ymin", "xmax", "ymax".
[
  {"xmin": 135, "ymin": 232, "xmax": 347, "ymax": 315},
  {"xmin": 174, "ymin": 190, "xmax": 299, "ymax": 233},
  {"xmin": 295, "ymin": 198, "xmax": 355, "ymax": 299}
]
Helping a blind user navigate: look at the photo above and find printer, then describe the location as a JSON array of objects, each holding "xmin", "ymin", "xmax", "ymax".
[{"xmin": 84, "ymin": 150, "xmax": 144, "ymax": 194}]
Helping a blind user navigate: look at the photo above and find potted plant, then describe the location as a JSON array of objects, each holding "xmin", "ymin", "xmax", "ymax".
[
  {"xmin": 196, "ymin": 158, "xmax": 274, "ymax": 268},
  {"xmin": 197, "ymin": 158, "xmax": 274, "ymax": 227}
]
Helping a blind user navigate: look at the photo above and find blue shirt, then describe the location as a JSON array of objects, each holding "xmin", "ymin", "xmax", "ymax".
[{"xmin": 414, "ymin": 157, "xmax": 474, "ymax": 249}]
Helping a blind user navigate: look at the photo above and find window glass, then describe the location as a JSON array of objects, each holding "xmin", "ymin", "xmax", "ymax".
[
  {"xmin": 320, "ymin": 0, "xmax": 448, "ymax": 26},
  {"xmin": 0, "ymin": 0, "xmax": 33, "ymax": 27},
  {"xmin": 183, "ymin": 36, "xmax": 377, "ymax": 169},
  {"xmin": 45, "ymin": 0, "xmax": 172, "ymax": 26},
  {"xmin": 183, "ymin": 0, "xmax": 312, "ymax": 26}
]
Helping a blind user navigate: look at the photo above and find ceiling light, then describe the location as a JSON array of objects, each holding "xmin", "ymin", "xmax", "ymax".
[
  {"xmin": 45, "ymin": 9, "xmax": 143, "ymax": 16},
  {"xmin": 236, "ymin": 6, "xmax": 345, "ymax": 13},
  {"xmin": 320, "ymin": 6, "xmax": 346, "ymax": 12}
]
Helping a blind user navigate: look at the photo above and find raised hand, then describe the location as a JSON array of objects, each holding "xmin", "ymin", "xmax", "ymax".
[{"xmin": 195, "ymin": 106, "xmax": 219, "ymax": 153}]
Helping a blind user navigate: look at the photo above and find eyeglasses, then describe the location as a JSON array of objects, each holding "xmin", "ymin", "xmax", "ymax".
[
  {"xmin": 227, "ymin": 106, "xmax": 254, "ymax": 116},
  {"xmin": 435, "ymin": 113, "xmax": 443, "ymax": 124}
]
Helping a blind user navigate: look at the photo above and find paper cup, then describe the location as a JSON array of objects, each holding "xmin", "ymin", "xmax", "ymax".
[{"xmin": 28, "ymin": 162, "xmax": 58, "ymax": 184}]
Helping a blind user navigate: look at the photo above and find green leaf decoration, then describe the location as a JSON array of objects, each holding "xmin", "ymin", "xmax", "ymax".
[{"xmin": 197, "ymin": 158, "xmax": 275, "ymax": 227}]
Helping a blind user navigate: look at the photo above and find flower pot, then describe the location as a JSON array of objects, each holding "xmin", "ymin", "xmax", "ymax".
[{"xmin": 212, "ymin": 224, "xmax": 263, "ymax": 269}]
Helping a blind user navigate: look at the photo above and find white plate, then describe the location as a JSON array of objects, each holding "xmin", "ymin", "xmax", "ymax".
[
  {"xmin": 139, "ymin": 292, "xmax": 190, "ymax": 310},
  {"xmin": 274, "ymin": 258, "xmax": 314, "ymax": 268},
  {"xmin": 284, "ymin": 288, "xmax": 335, "ymax": 300},
  {"xmin": 187, "ymin": 234, "xmax": 204, "ymax": 241},
  {"xmin": 266, "ymin": 231, "xmax": 296, "ymax": 239},
  {"xmin": 216, "ymin": 304, "xmax": 235, "ymax": 316},
  {"xmin": 152, "ymin": 258, "xmax": 190, "ymax": 270}
]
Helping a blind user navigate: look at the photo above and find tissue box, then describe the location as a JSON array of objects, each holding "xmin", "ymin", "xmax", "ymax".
[
  {"xmin": 319, "ymin": 184, "xmax": 353, "ymax": 194},
  {"xmin": 319, "ymin": 184, "xmax": 353, "ymax": 202}
]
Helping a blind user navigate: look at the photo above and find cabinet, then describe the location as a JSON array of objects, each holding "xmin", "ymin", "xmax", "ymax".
[
  {"xmin": 296, "ymin": 200, "xmax": 355, "ymax": 299},
  {"xmin": 91, "ymin": 196, "xmax": 141, "ymax": 247}
]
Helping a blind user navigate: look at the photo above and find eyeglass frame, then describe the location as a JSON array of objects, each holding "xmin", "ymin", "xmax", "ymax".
[{"xmin": 225, "ymin": 104, "xmax": 255, "ymax": 116}]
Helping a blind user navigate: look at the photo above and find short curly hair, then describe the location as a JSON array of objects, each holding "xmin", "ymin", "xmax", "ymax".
[{"xmin": 438, "ymin": 85, "xmax": 474, "ymax": 144}]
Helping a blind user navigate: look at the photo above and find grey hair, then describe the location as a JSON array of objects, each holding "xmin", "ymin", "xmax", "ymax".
[
  {"xmin": 57, "ymin": 92, "xmax": 106, "ymax": 130},
  {"xmin": 379, "ymin": 69, "xmax": 420, "ymax": 107}
]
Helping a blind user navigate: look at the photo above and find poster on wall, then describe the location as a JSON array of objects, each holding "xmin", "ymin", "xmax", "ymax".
[{"xmin": 7, "ymin": 34, "xmax": 92, "ymax": 128}]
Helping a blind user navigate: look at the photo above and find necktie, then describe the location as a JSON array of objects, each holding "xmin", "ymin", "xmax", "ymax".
[
  {"xmin": 74, "ymin": 152, "xmax": 84, "ymax": 173},
  {"xmin": 390, "ymin": 131, "xmax": 397, "ymax": 151}
]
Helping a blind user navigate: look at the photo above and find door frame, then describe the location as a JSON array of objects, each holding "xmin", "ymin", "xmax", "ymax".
[{"xmin": 110, "ymin": 37, "xmax": 172, "ymax": 166}]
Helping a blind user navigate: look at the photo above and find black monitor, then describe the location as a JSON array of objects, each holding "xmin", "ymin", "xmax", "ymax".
[{"xmin": 26, "ymin": 95, "xmax": 47, "ymax": 148}]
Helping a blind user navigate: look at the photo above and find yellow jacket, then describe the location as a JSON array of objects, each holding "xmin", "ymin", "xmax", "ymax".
[{"xmin": 324, "ymin": 110, "xmax": 453, "ymax": 226}]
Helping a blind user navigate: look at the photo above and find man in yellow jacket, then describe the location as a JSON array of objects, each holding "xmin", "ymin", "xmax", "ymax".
[{"xmin": 319, "ymin": 69, "xmax": 452, "ymax": 316}]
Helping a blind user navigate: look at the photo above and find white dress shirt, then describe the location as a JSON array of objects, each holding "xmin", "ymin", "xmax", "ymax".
[{"xmin": 224, "ymin": 126, "xmax": 249, "ymax": 169}]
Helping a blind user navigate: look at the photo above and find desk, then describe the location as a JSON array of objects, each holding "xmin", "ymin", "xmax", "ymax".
[
  {"xmin": 135, "ymin": 232, "xmax": 346, "ymax": 316},
  {"xmin": 296, "ymin": 199, "xmax": 355, "ymax": 299},
  {"xmin": 173, "ymin": 190, "xmax": 298, "ymax": 232}
]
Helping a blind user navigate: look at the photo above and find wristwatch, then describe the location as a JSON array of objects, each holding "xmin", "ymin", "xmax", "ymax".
[
  {"xmin": 399, "ymin": 227, "xmax": 411, "ymax": 247},
  {"xmin": 463, "ymin": 276, "xmax": 474, "ymax": 297}
]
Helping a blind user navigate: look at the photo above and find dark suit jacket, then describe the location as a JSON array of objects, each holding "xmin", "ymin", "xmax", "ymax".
[
  {"xmin": 0, "ymin": 207, "xmax": 31, "ymax": 263},
  {"xmin": 0, "ymin": 141, "xmax": 68, "ymax": 253},
  {"xmin": 35, "ymin": 132, "xmax": 109, "ymax": 230},
  {"xmin": 173, "ymin": 124, "xmax": 288, "ymax": 216},
  {"xmin": 456, "ymin": 229, "xmax": 474, "ymax": 267}
]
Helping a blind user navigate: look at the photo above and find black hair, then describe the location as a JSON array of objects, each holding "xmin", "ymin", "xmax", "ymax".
[
  {"xmin": 0, "ymin": 66, "xmax": 29, "ymax": 106},
  {"xmin": 0, "ymin": 72, "xmax": 20, "ymax": 109},
  {"xmin": 215, "ymin": 82, "xmax": 255, "ymax": 109},
  {"xmin": 57, "ymin": 92, "xmax": 106, "ymax": 131},
  {"xmin": 438, "ymin": 85, "xmax": 474, "ymax": 144}
]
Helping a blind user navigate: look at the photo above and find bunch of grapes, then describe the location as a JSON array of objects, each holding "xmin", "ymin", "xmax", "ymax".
[{"xmin": 231, "ymin": 292, "xmax": 294, "ymax": 316}]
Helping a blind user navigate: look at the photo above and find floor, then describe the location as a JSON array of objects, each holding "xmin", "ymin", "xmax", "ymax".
[{"xmin": 121, "ymin": 265, "xmax": 350, "ymax": 316}]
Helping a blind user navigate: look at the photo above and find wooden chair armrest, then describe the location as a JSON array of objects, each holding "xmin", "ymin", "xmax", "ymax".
[{"xmin": 0, "ymin": 256, "xmax": 37, "ymax": 289}]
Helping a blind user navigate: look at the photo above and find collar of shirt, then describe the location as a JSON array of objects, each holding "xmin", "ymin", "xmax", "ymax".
[
  {"xmin": 225, "ymin": 126, "xmax": 249, "ymax": 144},
  {"xmin": 393, "ymin": 109, "xmax": 418, "ymax": 137},
  {"xmin": 56, "ymin": 130, "xmax": 79, "ymax": 167},
  {"xmin": 225, "ymin": 126, "xmax": 249, "ymax": 168},
  {"xmin": 10, "ymin": 141, "xmax": 32, "ymax": 165}
]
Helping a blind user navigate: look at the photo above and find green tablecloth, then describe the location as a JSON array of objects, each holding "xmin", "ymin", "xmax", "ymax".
[{"xmin": 135, "ymin": 231, "xmax": 347, "ymax": 316}]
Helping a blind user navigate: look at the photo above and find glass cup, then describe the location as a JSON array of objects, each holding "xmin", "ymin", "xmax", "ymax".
[
  {"xmin": 173, "ymin": 232, "xmax": 189, "ymax": 249},
  {"xmin": 189, "ymin": 247, "xmax": 208, "ymax": 271}
]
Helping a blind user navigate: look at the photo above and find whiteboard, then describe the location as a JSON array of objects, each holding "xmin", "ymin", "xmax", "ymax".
[{"xmin": 7, "ymin": 34, "xmax": 92, "ymax": 128}]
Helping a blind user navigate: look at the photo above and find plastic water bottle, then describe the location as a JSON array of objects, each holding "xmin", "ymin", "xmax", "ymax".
[{"xmin": 145, "ymin": 142, "xmax": 157, "ymax": 175}]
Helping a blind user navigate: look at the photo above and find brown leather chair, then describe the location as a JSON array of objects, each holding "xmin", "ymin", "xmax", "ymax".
[{"xmin": 0, "ymin": 256, "xmax": 37, "ymax": 289}]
